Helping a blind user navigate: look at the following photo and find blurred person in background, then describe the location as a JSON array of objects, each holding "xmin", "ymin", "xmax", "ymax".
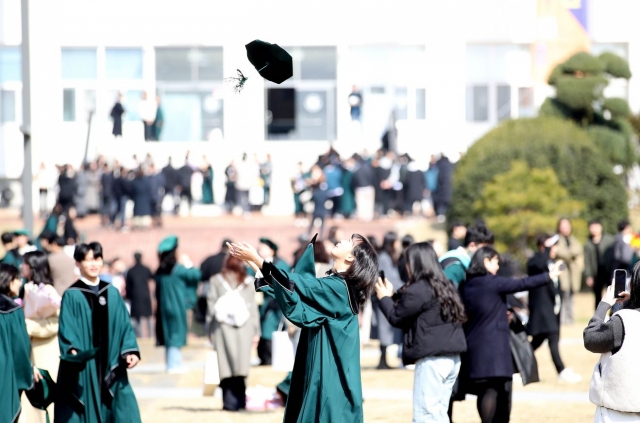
[
  {"xmin": 527, "ymin": 235, "xmax": 582, "ymax": 383},
  {"xmin": 155, "ymin": 236, "xmax": 201, "ymax": 373},
  {"xmin": 440, "ymin": 224, "xmax": 494, "ymax": 289},
  {"xmin": 57, "ymin": 165, "xmax": 77, "ymax": 215},
  {"xmin": 432, "ymin": 153, "xmax": 454, "ymax": 222},
  {"xmin": 20, "ymin": 251, "xmax": 61, "ymax": 423},
  {"xmin": 224, "ymin": 160, "xmax": 238, "ymax": 213},
  {"xmin": 206, "ymin": 254, "xmax": 260, "ymax": 411},
  {"xmin": 339, "ymin": 156, "xmax": 357, "ymax": 219},
  {"xmin": 348, "ymin": 85, "xmax": 362, "ymax": 121},
  {"xmin": 424, "ymin": 155, "xmax": 439, "ymax": 218},
  {"xmin": 352, "ymin": 154, "xmax": 376, "ymax": 222},
  {"xmin": 35, "ymin": 162, "xmax": 57, "ymax": 218},
  {"xmin": 126, "ymin": 252, "xmax": 154, "ymax": 339},
  {"xmin": 403, "ymin": 157, "xmax": 426, "ymax": 217},
  {"xmin": 177, "ymin": 156, "xmax": 195, "ymax": 216},
  {"xmin": 261, "ymin": 154, "xmax": 273, "ymax": 206},
  {"xmin": 110, "ymin": 92, "xmax": 125, "ymax": 137},
  {"xmin": 114, "ymin": 166, "xmax": 133, "ymax": 230},
  {"xmin": 3, "ymin": 230, "xmax": 36, "ymax": 268},
  {"xmin": 100, "ymin": 162, "xmax": 116, "ymax": 227},
  {"xmin": 85, "ymin": 162, "xmax": 101, "ymax": 215},
  {"xmin": 148, "ymin": 163, "xmax": 165, "ymax": 228},
  {"xmin": 153, "ymin": 95, "xmax": 164, "ymax": 141},
  {"xmin": 43, "ymin": 234, "xmax": 76, "ymax": 295},
  {"xmin": 584, "ymin": 220, "xmax": 615, "ymax": 310},
  {"xmin": 62, "ymin": 207, "xmax": 79, "ymax": 246},
  {"xmin": 200, "ymin": 156, "xmax": 214, "ymax": 205},
  {"xmin": 132, "ymin": 168, "xmax": 153, "ymax": 230},
  {"xmin": 291, "ymin": 161, "xmax": 309, "ymax": 226},
  {"xmin": 613, "ymin": 220, "xmax": 634, "ymax": 273},
  {"xmin": 235, "ymin": 153, "xmax": 259, "ymax": 217},
  {"xmin": 139, "ymin": 91, "xmax": 157, "ymax": 141},
  {"xmin": 376, "ymin": 242, "xmax": 467, "ymax": 422},
  {"xmin": 161, "ymin": 158, "xmax": 179, "ymax": 216},
  {"xmin": 1, "ymin": 232, "xmax": 15, "ymax": 263},
  {"xmin": 555, "ymin": 218, "xmax": 584, "ymax": 325},
  {"xmin": 373, "ymin": 231, "xmax": 403, "ymax": 369},
  {"xmin": 74, "ymin": 163, "xmax": 89, "ymax": 218},
  {"xmin": 448, "ymin": 222, "xmax": 467, "ymax": 251}
]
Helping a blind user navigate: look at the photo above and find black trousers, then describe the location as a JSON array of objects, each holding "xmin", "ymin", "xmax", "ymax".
[
  {"xmin": 531, "ymin": 332, "xmax": 565, "ymax": 374},
  {"xmin": 471, "ymin": 378, "xmax": 512, "ymax": 423},
  {"xmin": 257, "ymin": 338, "xmax": 272, "ymax": 365},
  {"xmin": 593, "ymin": 275, "xmax": 608, "ymax": 310},
  {"xmin": 220, "ymin": 376, "xmax": 246, "ymax": 411}
]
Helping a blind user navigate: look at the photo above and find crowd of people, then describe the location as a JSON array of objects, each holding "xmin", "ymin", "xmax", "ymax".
[
  {"xmin": 291, "ymin": 148, "xmax": 456, "ymax": 232},
  {"xmin": 2, "ymin": 212, "xmax": 640, "ymax": 422}
]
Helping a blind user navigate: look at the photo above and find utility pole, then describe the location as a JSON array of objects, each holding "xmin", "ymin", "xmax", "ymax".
[{"xmin": 20, "ymin": 0, "xmax": 33, "ymax": 233}]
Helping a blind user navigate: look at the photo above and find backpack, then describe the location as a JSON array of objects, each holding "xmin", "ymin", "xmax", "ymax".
[
  {"xmin": 213, "ymin": 276, "xmax": 251, "ymax": 328},
  {"xmin": 440, "ymin": 256, "xmax": 463, "ymax": 271}
]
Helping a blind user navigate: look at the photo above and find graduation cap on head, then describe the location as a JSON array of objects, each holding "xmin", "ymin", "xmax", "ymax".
[
  {"xmin": 259, "ymin": 237, "xmax": 279, "ymax": 253},
  {"xmin": 14, "ymin": 229, "xmax": 30, "ymax": 237},
  {"xmin": 26, "ymin": 369, "xmax": 57, "ymax": 423},
  {"xmin": 158, "ymin": 235, "xmax": 178, "ymax": 253},
  {"xmin": 226, "ymin": 40, "xmax": 293, "ymax": 93}
]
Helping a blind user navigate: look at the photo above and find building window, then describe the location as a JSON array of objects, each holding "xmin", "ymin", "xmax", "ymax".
[
  {"xmin": 466, "ymin": 85, "xmax": 489, "ymax": 122},
  {"xmin": 63, "ymin": 89, "xmax": 75, "ymax": 121},
  {"xmin": 266, "ymin": 46, "xmax": 337, "ymax": 141},
  {"xmin": 155, "ymin": 47, "xmax": 223, "ymax": 141},
  {"xmin": 0, "ymin": 47, "xmax": 21, "ymax": 82},
  {"xmin": 497, "ymin": 85, "xmax": 511, "ymax": 121},
  {"xmin": 61, "ymin": 48, "xmax": 97, "ymax": 80},
  {"xmin": 106, "ymin": 48, "xmax": 143, "ymax": 80},
  {"xmin": 0, "ymin": 90, "xmax": 16, "ymax": 123},
  {"xmin": 416, "ymin": 88, "xmax": 426, "ymax": 120}
]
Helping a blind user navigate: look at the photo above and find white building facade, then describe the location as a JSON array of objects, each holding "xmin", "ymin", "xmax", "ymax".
[{"xmin": 0, "ymin": 0, "xmax": 638, "ymax": 213}]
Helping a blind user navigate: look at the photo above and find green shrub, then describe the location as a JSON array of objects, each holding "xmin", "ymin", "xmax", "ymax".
[
  {"xmin": 598, "ymin": 52, "xmax": 632, "ymax": 79},
  {"xmin": 562, "ymin": 52, "xmax": 605, "ymax": 74},
  {"xmin": 586, "ymin": 125, "xmax": 634, "ymax": 167},
  {"xmin": 555, "ymin": 75, "xmax": 607, "ymax": 110},
  {"xmin": 602, "ymin": 98, "xmax": 631, "ymax": 118},
  {"xmin": 474, "ymin": 161, "xmax": 585, "ymax": 259},
  {"xmin": 448, "ymin": 117, "xmax": 627, "ymax": 234}
]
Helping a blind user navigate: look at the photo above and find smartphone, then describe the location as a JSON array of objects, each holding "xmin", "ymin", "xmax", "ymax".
[
  {"xmin": 379, "ymin": 270, "xmax": 386, "ymax": 281},
  {"xmin": 614, "ymin": 269, "xmax": 628, "ymax": 299}
]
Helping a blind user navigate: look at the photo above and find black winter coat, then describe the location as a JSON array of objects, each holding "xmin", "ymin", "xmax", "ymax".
[
  {"xmin": 526, "ymin": 253, "xmax": 560, "ymax": 336},
  {"xmin": 460, "ymin": 273, "xmax": 550, "ymax": 379},
  {"xmin": 379, "ymin": 279, "xmax": 467, "ymax": 365}
]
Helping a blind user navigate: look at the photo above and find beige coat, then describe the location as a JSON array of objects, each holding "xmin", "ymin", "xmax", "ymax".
[
  {"xmin": 556, "ymin": 235, "xmax": 585, "ymax": 293},
  {"xmin": 207, "ymin": 274, "xmax": 260, "ymax": 380},
  {"xmin": 20, "ymin": 288, "xmax": 60, "ymax": 423}
]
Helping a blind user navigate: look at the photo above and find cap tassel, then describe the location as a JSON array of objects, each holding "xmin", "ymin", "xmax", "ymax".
[{"xmin": 225, "ymin": 63, "xmax": 269, "ymax": 94}]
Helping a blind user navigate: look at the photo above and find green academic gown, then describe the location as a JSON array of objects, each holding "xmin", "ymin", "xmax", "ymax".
[
  {"xmin": 1, "ymin": 249, "xmax": 22, "ymax": 268},
  {"xmin": 155, "ymin": 264, "xmax": 201, "ymax": 348},
  {"xmin": 258, "ymin": 258, "xmax": 290, "ymax": 341},
  {"xmin": 201, "ymin": 167, "xmax": 214, "ymax": 204},
  {"xmin": 0, "ymin": 294, "xmax": 33, "ymax": 423},
  {"xmin": 55, "ymin": 280, "xmax": 141, "ymax": 423},
  {"xmin": 339, "ymin": 170, "xmax": 356, "ymax": 217},
  {"xmin": 257, "ymin": 243, "xmax": 363, "ymax": 423}
]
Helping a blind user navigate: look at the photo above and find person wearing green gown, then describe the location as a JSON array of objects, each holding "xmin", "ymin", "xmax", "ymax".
[
  {"xmin": 339, "ymin": 158, "xmax": 356, "ymax": 218},
  {"xmin": 2, "ymin": 229, "xmax": 36, "ymax": 269},
  {"xmin": 229, "ymin": 233, "xmax": 379, "ymax": 423},
  {"xmin": 201, "ymin": 161, "xmax": 214, "ymax": 205},
  {"xmin": 54, "ymin": 242, "xmax": 141, "ymax": 423},
  {"xmin": 154, "ymin": 235, "xmax": 201, "ymax": 373},
  {"xmin": 0, "ymin": 263, "xmax": 36, "ymax": 423},
  {"xmin": 252, "ymin": 238, "xmax": 290, "ymax": 366}
]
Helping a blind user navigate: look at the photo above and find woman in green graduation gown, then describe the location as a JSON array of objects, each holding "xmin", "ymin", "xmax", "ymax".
[
  {"xmin": 155, "ymin": 235, "xmax": 201, "ymax": 373},
  {"xmin": 0, "ymin": 263, "xmax": 37, "ymax": 423},
  {"xmin": 339, "ymin": 158, "xmax": 356, "ymax": 218},
  {"xmin": 201, "ymin": 160, "xmax": 214, "ymax": 205},
  {"xmin": 229, "ymin": 233, "xmax": 379, "ymax": 423}
]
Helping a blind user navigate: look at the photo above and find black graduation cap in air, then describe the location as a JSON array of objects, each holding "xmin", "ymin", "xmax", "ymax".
[{"xmin": 227, "ymin": 40, "xmax": 293, "ymax": 93}]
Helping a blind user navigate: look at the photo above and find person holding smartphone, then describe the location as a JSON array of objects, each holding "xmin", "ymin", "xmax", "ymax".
[
  {"xmin": 526, "ymin": 235, "xmax": 582, "ymax": 383},
  {"xmin": 584, "ymin": 263, "xmax": 640, "ymax": 422}
]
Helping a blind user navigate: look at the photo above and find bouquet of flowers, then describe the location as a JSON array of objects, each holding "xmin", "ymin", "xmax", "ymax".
[
  {"xmin": 23, "ymin": 282, "xmax": 61, "ymax": 319},
  {"xmin": 631, "ymin": 234, "xmax": 640, "ymax": 249}
]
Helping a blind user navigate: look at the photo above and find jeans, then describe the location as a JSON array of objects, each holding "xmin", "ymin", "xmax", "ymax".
[
  {"xmin": 413, "ymin": 355, "xmax": 461, "ymax": 423},
  {"xmin": 166, "ymin": 346, "xmax": 182, "ymax": 370}
]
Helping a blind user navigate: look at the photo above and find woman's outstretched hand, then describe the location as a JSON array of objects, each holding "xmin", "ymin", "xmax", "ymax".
[{"xmin": 228, "ymin": 242, "xmax": 263, "ymax": 268}]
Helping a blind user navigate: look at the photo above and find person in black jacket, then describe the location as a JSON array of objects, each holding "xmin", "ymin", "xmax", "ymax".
[
  {"xmin": 100, "ymin": 163, "xmax": 115, "ymax": 227},
  {"xmin": 126, "ymin": 252, "xmax": 154, "ymax": 338},
  {"xmin": 526, "ymin": 235, "xmax": 582, "ymax": 383},
  {"xmin": 376, "ymin": 242, "xmax": 467, "ymax": 422},
  {"xmin": 461, "ymin": 247, "xmax": 564, "ymax": 423}
]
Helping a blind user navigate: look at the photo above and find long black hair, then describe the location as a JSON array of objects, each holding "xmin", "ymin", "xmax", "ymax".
[
  {"xmin": 23, "ymin": 251, "xmax": 53, "ymax": 285},
  {"xmin": 156, "ymin": 248, "xmax": 177, "ymax": 275},
  {"xmin": 343, "ymin": 234, "xmax": 379, "ymax": 307},
  {"xmin": 0, "ymin": 263, "xmax": 19, "ymax": 296},
  {"xmin": 405, "ymin": 242, "xmax": 466, "ymax": 324},
  {"xmin": 626, "ymin": 261, "xmax": 640, "ymax": 310},
  {"xmin": 466, "ymin": 246, "xmax": 501, "ymax": 279}
]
